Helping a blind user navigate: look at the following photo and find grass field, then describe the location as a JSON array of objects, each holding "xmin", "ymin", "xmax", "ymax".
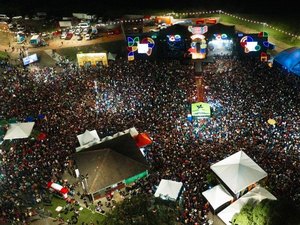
[
  {"xmin": 0, "ymin": 51, "xmax": 9, "ymax": 60},
  {"xmin": 42, "ymin": 196, "xmax": 106, "ymax": 224}
]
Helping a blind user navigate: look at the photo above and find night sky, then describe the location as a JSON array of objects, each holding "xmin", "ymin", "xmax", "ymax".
[{"xmin": 1, "ymin": 0, "xmax": 297, "ymax": 17}]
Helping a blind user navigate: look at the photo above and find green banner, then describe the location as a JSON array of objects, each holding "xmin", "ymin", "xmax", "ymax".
[
  {"xmin": 191, "ymin": 102, "xmax": 211, "ymax": 117},
  {"xmin": 125, "ymin": 170, "xmax": 148, "ymax": 185}
]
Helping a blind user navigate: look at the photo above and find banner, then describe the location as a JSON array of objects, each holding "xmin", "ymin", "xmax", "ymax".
[{"xmin": 191, "ymin": 102, "xmax": 211, "ymax": 118}]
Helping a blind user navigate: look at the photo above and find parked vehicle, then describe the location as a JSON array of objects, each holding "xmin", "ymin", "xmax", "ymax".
[
  {"xmin": 75, "ymin": 28, "xmax": 82, "ymax": 36},
  {"xmin": 65, "ymin": 33, "xmax": 73, "ymax": 40},
  {"xmin": 12, "ymin": 16, "xmax": 23, "ymax": 21},
  {"xmin": 77, "ymin": 22, "xmax": 90, "ymax": 29},
  {"xmin": 0, "ymin": 14, "xmax": 10, "ymax": 21},
  {"xmin": 107, "ymin": 29, "xmax": 114, "ymax": 35},
  {"xmin": 60, "ymin": 32, "xmax": 67, "ymax": 39}
]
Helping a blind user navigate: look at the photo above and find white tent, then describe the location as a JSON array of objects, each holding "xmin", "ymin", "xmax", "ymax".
[
  {"xmin": 202, "ymin": 184, "xmax": 233, "ymax": 211},
  {"xmin": 123, "ymin": 127, "xmax": 139, "ymax": 137},
  {"xmin": 210, "ymin": 151, "xmax": 267, "ymax": 194},
  {"xmin": 4, "ymin": 122, "xmax": 35, "ymax": 140},
  {"xmin": 217, "ymin": 186, "xmax": 277, "ymax": 225},
  {"xmin": 77, "ymin": 130, "xmax": 100, "ymax": 147},
  {"xmin": 108, "ymin": 52, "xmax": 117, "ymax": 61},
  {"xmin": 238, "ymin": 185, "xmax": 277, "ymax": 202},
  {"xmin": 154, "ymin": 179, "xmax": 183, "ymax": 201},
  {"xmin": 217, "ymin": 196, "xmax": 247, "ymax": 225}
]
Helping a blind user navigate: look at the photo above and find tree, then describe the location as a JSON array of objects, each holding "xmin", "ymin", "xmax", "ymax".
[
  {"xmin": 102, "ymin": 193, "xmax": 179, "ymax": 225},
  {"xmin": 232, "ymin": 198, "xmax": 300, "ymax": 225}
]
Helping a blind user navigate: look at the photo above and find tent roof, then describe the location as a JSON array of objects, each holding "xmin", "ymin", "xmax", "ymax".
[
  {"xmin": 210, "ymin": 151, "xmax": 267, "ymax": 194},
  {"xmin": 274, "ymin": 47, "xmax": 300, "ymax": 76},
  {"xmin": 154, "ymin": 179, "xmax": 183, "ymax": 201},
  {"xmin": 4, "ymin": 122, "xmax": 35, "ymax": 140},
  {"xmin": 108, "ymin": 52, "xmax": 117, "ymax": 61},
  {"xmin": 77, "ymin": 129, "xmax": 100, "ymax": 146},
  {"xmin": 206, "ymin": 23, "xmax": 236, "ymax": 38},
  {"xmin": 217, "ymin": 186, "xmax": 276, "ymax": 225},
  {"xmin": 135, "ymin": 132, "xmax": 152, "ymax": 148},
  {"xmin": 202, "ymin": 184, "xmax": 233, "ymax": 210},
  {"xmin": 73, "ymin": 148, "xmax": 148, "ymax": 193},
  {"xmin": 240, "ymin": 185, "xmax": 277, "ymax": 202},
  {"xmin": 80, "ymin": 133, "xmax": 147, "ymax": 165}
]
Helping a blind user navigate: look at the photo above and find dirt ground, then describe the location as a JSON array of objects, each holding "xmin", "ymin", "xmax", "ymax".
[
  {"xmin": 0, "ymin": 30, "xmax": 125, "ymax": 60},
  {"xmin": 0, "ymin": 21, "xmax": 293, "ymax": 64}
]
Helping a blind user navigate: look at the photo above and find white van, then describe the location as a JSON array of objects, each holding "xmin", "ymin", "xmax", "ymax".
[
  {"xmin": 0, "ymin": 14, "xmax": 10, "ymax": 21},
  {"xmin": 77, "ymin": 22, "xmax": 90, "ymax": 29},
  {"xmin": 12, "ymin": 16, "xmax": 23, "ymax": 21}
]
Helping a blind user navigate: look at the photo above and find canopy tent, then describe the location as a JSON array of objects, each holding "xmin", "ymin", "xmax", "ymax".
[
  {"xmin": 4, "ymin": 122, "xmax": 35, "ymax": 140},
  {"xmin": 210, "ymin": 151, "xmax": 267, "ymax": 194},
  {"xmin": 154, "ymin": 179, "xmax": 183, "ymax": 201},
  {"xmin": 202, "ymin": 184, "xmax": 233, "ymax": 211},
  {"xmin": 135, "ymin": 132, "xmax": 152, "ymax": 148},
  {"xmin": 218, "ymin": 186, "xmax": 277, "ymax": 225},
  {"xmin": 77, "ymin": 130, "xmax": 100, "ymax": 147},
  {"xmin": 274, "ymin": 47, "xmax": 300, "ymax": 76},
  {"xmin": 123, "ymin": 127, "xmax": 139, "ymax": 137},
  {"xmin": 108, "ymin": 52, "xmax": 117, "ymax": 61}
]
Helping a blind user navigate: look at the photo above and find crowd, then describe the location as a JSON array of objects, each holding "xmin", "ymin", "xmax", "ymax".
[{"xmin": 0, "ymin": 54, "xmax": 299, "ymax": 224}]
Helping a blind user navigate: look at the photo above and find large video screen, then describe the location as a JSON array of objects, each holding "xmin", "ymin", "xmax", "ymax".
[
  {"xmin": 22, "ymin": 54, "xmax": 38, "ymax": 66},
  {"xmin": 127, "ymin": 35, "xmax": 156, "ymax": 61},
  {"xmin": 237, "ymin": 32, "xmax": 269, "ymax": 57},
  {"xmin": 191, "ymin": 102, "xmax": 211, "ymax": 118},
  {"xmin": 188, "ymin": 26, "xmax": 208, "ymax": 59},
  {"xmin": 165, "ymin": 34, "xmax": 186, "ymax": 58}
]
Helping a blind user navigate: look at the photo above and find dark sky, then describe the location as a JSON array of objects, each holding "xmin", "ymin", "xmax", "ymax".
[{"xmin": 1, "ymin": 0, "xmax": 297, "ymax": 17}]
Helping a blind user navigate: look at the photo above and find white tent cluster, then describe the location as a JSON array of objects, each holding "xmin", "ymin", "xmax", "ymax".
[
  {"xmin": 4, "ymin": 122, "xmax": 35, "ymax": 140},
  {"xmin": 218, "ymin": 186, "xmax": 277, "ymax": 225},
  {"xmin": 154, "ymin": 179, "xmax": 184, "ymax": 201},
  {"xmin": 76, "ymin": 127, "xmax": 139, "ymax": 152},
  {"xmin": 202, "ymin": 151, "xmax": 274, "ymax": 225}
]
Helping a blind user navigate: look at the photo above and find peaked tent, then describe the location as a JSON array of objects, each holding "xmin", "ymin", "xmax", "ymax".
[
  {"xmin": 77, "ymin": 130, "xmax": 100, "ymax": 146},
  {"xmin": 210, "ymin": 151, "xmax": 267, "ymax": 194},
  {"xmin": 4, "ymin": 122, "xmax": 35, "ymax": 140},
  {"xmin": 72, "ymin": 148, "xmax": 149, "ymax": 195},
  {"xmin": 108, "ymin": 52, "xmax": 117, "ymax": 61},
  {"xmin": 218, "ymin": 186, "xmax": 276, "ymax": 225},
  {"xmin": 202, "ymin": 184, "xmax": 233, "ymax": 211},
  {"xmin": 154, "ymin": 179, "xmax": 183, "ymax": 201},
  {"xmin": 240, "ymin": 185, "xmax": 277, "ymax": 202},
  {"xmin": 135, "ymin": 132, "xmax": 152, "ymax": 148}
]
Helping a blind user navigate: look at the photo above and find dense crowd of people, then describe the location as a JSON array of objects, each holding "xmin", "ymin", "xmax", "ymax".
[{"xmin": 0, "ymin": 54, "xmax": 299, "ymax": 224}]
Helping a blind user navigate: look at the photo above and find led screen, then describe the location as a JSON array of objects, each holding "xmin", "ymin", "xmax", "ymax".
[
  {"xmin": 22, "ymin": 54, "xmax": 38, "ymax": 66},
  {"xmin": 127, "ymin": 36, "xmax": 156, "ymax": 61}
]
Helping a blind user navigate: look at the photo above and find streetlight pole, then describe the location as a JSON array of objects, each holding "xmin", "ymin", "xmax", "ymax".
[{"xmin": 262, "ymin": 22, "xmax": 267, "ymax": 32}]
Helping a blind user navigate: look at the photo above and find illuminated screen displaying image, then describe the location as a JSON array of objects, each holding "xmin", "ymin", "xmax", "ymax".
[
  {"xmin": 22, "ymin": 54, "xmax": 38, "ymax": 66},
  {"xmin": 127, "ymin": 36, "xmax": 155, "ymax": 61},
  {"xmin": 237, "ymin": 33, "xmax": 269, "ymax": 57},
  {"xmin": 188, "ymin": 26, "xmax": 208, "ymax": 59},
  {"xmin": 207, "ymin": 33, "xmax": 233, "ymax": 56}
]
